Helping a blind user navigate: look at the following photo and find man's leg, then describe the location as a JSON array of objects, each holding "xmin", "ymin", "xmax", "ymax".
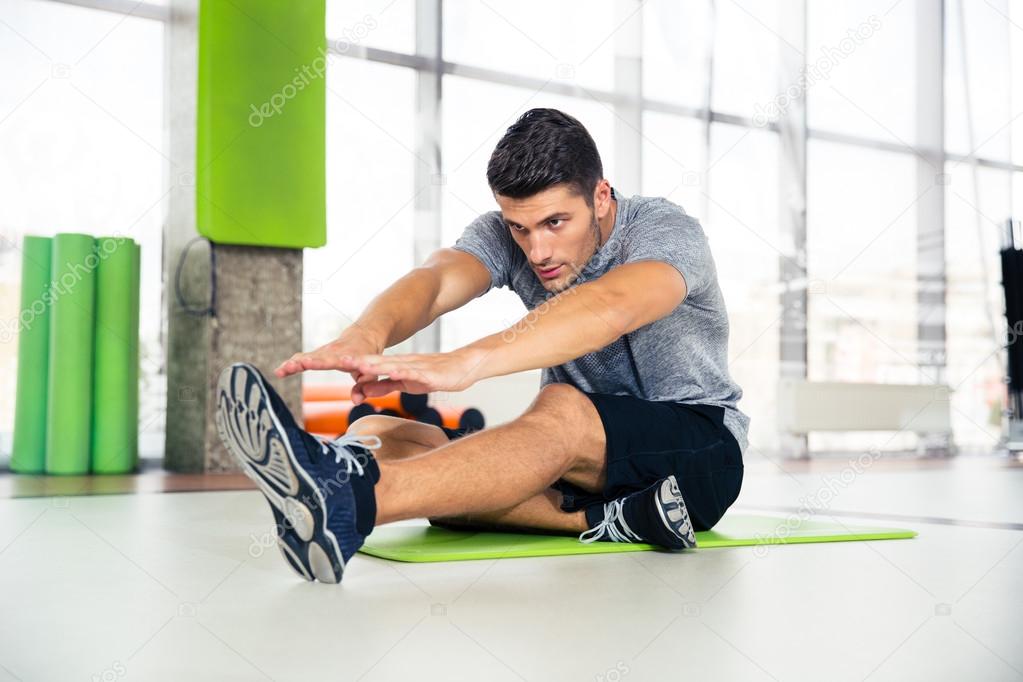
[
  {"xmin": 345, "ymin": 414, "xmax": 449, "ymax": 461},
  {"xmin": 371, "ymin": 383, "xmax": 607, "ymax": 525},
  {"xmin": 428, "ymin": 488, "xmax": 586, "ymax": 534},
  {"xmin": 346, "ymin": 411, "xmax": 590, "ymax": 534}
]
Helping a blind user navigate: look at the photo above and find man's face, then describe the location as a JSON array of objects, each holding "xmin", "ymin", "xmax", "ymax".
[{"xmin": 495, "ymin": 183, "xmax": 607, "ymax": 294}]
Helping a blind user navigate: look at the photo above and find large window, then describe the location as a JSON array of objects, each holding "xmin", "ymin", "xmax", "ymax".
[
  {"xmin": 712, "ymin": 0, "xmax": 781, "ymax": 121},
  {"xmin": 2, "ymin": 0, "xmax": 1019, "ymax": 457},
  {"xmin": 442, "ymin": 1, "xmax": 618, "ymax": 89},
  {"xmin": 806, "ymin": 0, "xmax": 916, "ymax": 145},
  {"xmin": 0, "ymin": 0, "xmax": 166, "ymax": 452},
  {"xmin": 327, "ymin": 0, "xmax": 414, "ymax": 54},
  {"xmin": 641, "ymin": 0, "xmax": 711, "ymax": 109},
  {"xmin": 705, "ymin": 124, "xmax": 782, "ymax": 453},
  {"xmin": 806, "ymin": 141, "xmax": 919, "ymax": 451},
  {"xmin": 304, "ymin": 58, "xmax": 416, "ymax": 357},
  {"xmin": 803, "ymin": 0, "xmax": 921, "ymax": 452},
  {"xmin": 942, "ymin": 0, "xmax": 1021, "ymax": 450}
]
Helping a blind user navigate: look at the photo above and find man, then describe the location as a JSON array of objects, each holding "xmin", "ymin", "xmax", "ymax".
[{"xmin": 215, "ymin": 108, "xmax": 748, "ymax": 584}]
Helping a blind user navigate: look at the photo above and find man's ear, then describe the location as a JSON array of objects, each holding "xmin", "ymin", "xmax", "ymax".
[{"xmin": 593, "ymin": 182, "xmax": 612, "ymax": 219}]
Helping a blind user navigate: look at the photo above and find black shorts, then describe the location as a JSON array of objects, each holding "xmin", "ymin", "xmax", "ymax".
[{"xmin": 443, "ymin": 392, "xmax": 744, "ymax": 532}]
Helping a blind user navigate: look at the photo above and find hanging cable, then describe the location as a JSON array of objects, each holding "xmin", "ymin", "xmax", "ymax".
[{"xmin": 174, "ymin": 235, "xmax": 216, "ymax": 317}]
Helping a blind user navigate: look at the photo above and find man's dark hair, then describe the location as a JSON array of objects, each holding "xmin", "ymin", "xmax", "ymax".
[{"xmin": 486, "ymin": 108, "xmax": 604, "ymax": 208}]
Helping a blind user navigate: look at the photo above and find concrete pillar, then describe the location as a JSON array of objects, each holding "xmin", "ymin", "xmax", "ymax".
[{"xmin": 163, "ymin": 0, "xmax": 303, "ymax": 473}]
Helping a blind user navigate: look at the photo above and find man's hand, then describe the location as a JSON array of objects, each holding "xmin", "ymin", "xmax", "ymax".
[
  {"xmin": 346, "ymin": 348, "xmax": 488, "ymax": 404},
  {"xmin": 275, "ymin": 327, "xmax": 384, "ymax": 384}
]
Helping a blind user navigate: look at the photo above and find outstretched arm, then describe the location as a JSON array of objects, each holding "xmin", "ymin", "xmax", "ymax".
[
  {"xmin": 348, "ymin": 260, "xmax": 686, "ymax": 400},
  {"xmin": 274, "ymin": 248, "xmax": 491, "ymax": 399}
]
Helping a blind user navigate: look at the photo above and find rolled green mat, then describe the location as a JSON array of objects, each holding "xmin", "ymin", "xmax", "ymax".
[
  {"xmin": 10, "ymin": 236, "xmax": 53, "ymax": 474},
  {"xmin": 90, "ymin": 237, "xmax": 140, "ymax": 474},
  {"xmin": 45, "ymin": 233, "xmax": 97, "ymax": 475}
]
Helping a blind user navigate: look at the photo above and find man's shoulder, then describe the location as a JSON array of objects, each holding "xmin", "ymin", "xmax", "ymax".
[
  {"xmin": 455, "ymin": 210, "xmax": 515, "ymax": 248},
  {"xmin": 464, "ymin": 209, "xmax": 506, "ymax": 231},
  {"xmin": 625, "ymin": 194, "xmax": 694, "ymax": 224},
  {"xmin": 617, "ymin": 194, "xmax": 704, "ymax": 244},
  {"xmin": 479, "ymin": 209, "xmax": 505, "ymax": 224}
]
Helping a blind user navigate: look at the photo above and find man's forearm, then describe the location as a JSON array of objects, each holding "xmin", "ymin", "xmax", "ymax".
[
  {"xmin": 342, "ymin": 263, "xmax": 682, "ymax": 394},
  {"xmin": 347, "ymin": 268, "xmax": 442, "ymax": 349},
  {"xmin": 457, "ymin": 280, "xmax": 630, "ymax": 381}
]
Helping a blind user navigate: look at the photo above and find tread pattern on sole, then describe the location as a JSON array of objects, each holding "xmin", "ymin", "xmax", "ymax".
[
  {"xmin": 308, "ymin": 542, "xmax": 341, "ymax": 584},
  {"xmin": 277, "ymin": 537, "xmax": 313, "ymax": 581},
  {"xmin": 215, "ymin": 363, "xmax": 345, "ymax": 584},
  {"xmin": 657, "ymin": 475, "xmax": 697, "ymax": 548}
]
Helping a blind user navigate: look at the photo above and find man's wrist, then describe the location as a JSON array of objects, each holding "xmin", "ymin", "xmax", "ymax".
[
  {"xmin": 452, "ymin": 343, "xmax": 495, "ymax": 386},
  {"xmin": 337, "ymin": 323, "xmax": 388, "ymax": 352}
]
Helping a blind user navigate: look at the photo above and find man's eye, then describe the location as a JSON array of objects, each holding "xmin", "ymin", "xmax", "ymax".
[{"xmin": 549, "ymin": 219, "xmax": 562, "ymax": 228}]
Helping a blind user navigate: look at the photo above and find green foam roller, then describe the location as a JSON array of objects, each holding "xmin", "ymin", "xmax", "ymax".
[
  {"xmin": 90, "ymin": 237, "xmax": 140, "ymax": 474},
  {"xmin": 45, "ymin": 233, "xmax": 97, "ymax": 475},
  {"xmin": 129, "ymin": 241, "xmax": 140, "ymax": 467},
  {"xmin": 11, "ymin": 236, "xmax": 53, "ymax": 474},
  {"xmin": 196, "ymin": 0, "xmax": 326, "ymax": 248}
]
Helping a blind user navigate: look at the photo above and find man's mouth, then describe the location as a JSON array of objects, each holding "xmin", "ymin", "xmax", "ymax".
[{"xmin": 537, "ymin": 265, "xmax": 562, "ymax": 279}]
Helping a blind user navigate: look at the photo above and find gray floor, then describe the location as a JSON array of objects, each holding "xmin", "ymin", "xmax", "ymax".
[{"xmin": 1, "ymin": 456, "xmax": 1021, "ymax": 682}]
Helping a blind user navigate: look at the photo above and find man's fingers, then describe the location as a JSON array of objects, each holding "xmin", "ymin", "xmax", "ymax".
[
  {"xmin": 336, "ymin": 355, "xmax": 360, "ymax": 370},
  {"xmin": 356, "ymin": 378, "xmax": 404, "ymax": 399},
  {"xmin": 299, "ymin": 356, "xmax": 335, "ymax": 370},
  {"xmin": 350, "ymin": 354, "xmax": 416, "ymax": 370},
  {"xmin": 277, "ymin": 353, "xmax": 357, "ymax": 377},
  {"xmin": 277, "ymin": 349, "xmax": 387, "ymax": 379},
  {"xmin": 354, "ymin": 358, "xmax": 410, "ymax": 376},
  {"xmin": 352, "ymin": 376, "xmax": 394, "ymax": 404},
  {"xmin": 295, "ymin": 354, "xmax": 359, "ymax": 371},
  {"xmin": 275, "ymin": 359, "xmax": 301, "ymax": 377}
]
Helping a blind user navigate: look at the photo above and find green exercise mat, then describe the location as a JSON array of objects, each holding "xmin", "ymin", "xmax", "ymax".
[
  {"xmin": 196, "ymin": 0, "xmax": 326, "ymax": 248},
  {"xmin": 90, "ymin": 237, "xmax": 140, "ymax": 474},
  {"xmin": 45, "ymin": 233, "xmax": 97, "ymax": 475},
  {"xmin": 359, "ymin": 514, "xmax": 917, "ymax": 562},
  {"xmin": 10, "ymin": 236, "xmax": 53, "ymax": 474}
]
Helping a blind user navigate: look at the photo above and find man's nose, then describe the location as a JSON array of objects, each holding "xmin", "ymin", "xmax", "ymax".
[{"xmin": 528, "ymin": 234, "xmax": 553, "ymax": 265}]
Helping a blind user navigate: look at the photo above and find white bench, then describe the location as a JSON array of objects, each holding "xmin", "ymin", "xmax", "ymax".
[{"xmin": 778, "ymin": 379, "xmax": 953, "ymax": 454}]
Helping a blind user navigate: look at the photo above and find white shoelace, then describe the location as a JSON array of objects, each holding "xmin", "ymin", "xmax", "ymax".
[
  {"xmin": 319, "ymin": 433, "xmax": 383, "ymax": 476},
  {"xmin": 578, "ymin": 498, "xmax": 644, "ymax": 544}
]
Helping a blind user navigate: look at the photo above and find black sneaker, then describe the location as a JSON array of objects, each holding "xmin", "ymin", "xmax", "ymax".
[
  {"xmin": 215, "ymin": 362, "xmax": 382, "ymax": 583},
  {"xmin": 578, "ymin": 475, "xmax": 697, "ymax": 550}
]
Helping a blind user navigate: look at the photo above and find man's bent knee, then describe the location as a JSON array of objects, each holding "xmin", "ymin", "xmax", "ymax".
[
  {"xmin": 346, "ymin": 414, "xmax": 448, "ymax": 461},
  {"xmin": 523, "ymin": 383, "xmax": 595, "ymax": 424},
  {"xmin": 518, "ymin": 383, "xmax": 606, "ymax": 483},
  {"xmin": 347, "ymin": 414, "xmax": 406, "ymax": 437}
]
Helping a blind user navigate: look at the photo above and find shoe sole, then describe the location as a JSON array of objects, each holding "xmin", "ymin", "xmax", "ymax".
[
  {"xmin": 214, "ymin": 363, "xmax": 346, "ymax": 583},
  {"xmin": 656, "ymin": 475, "xmax": 698, "ymax": 548}
]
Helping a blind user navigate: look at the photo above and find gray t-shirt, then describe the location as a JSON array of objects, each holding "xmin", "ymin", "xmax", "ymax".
[{"xmin": 451, "ymin": 188, "xmax": 749, "ymax": 453}]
